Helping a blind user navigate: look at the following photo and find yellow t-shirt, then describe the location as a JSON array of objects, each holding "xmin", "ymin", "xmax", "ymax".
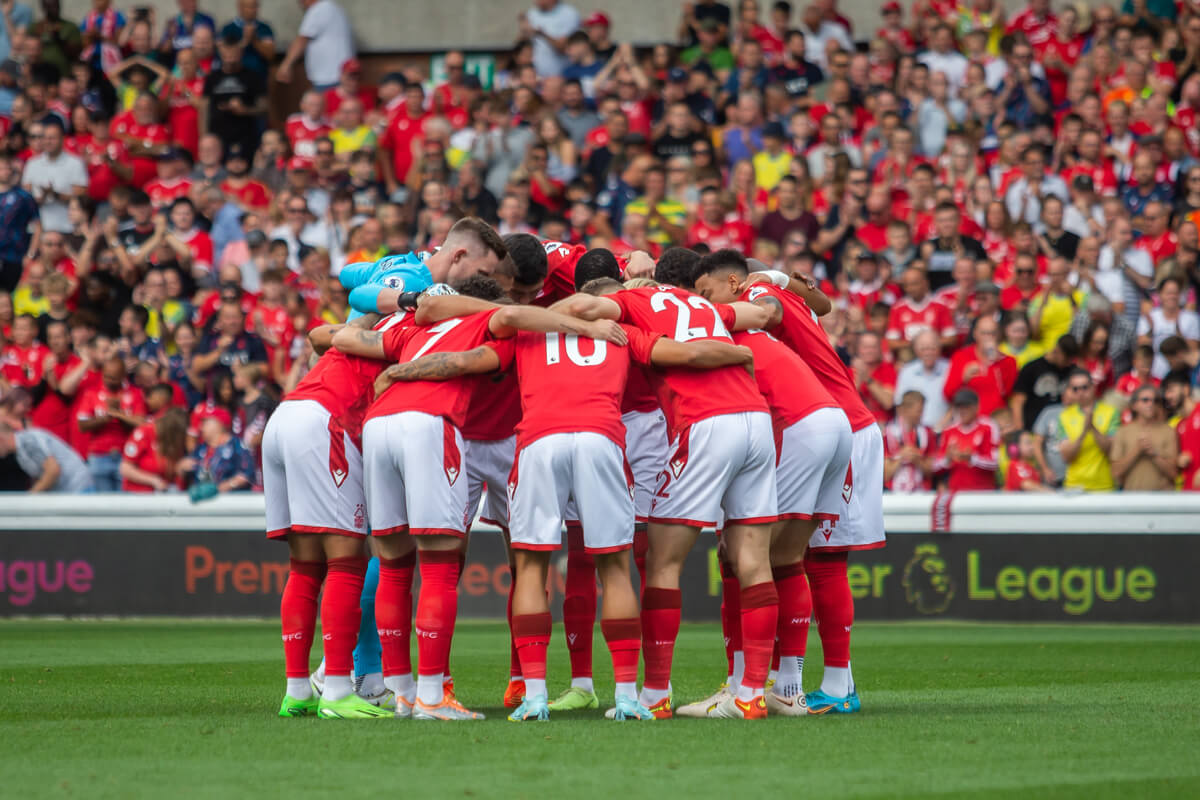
[
  {"xmin": 1057, "ymin": 402, "xmax": 1120, "ymax": 491},
  {"xmin": 13, "ymin": 288, "xmax": 49, "ymax": 317},
  {"xmin": 623, "ymin": 196, "xmax": 688, "ymax": 246},
  {"xmin": 752, "ymin": 150, "xmax": 793, "ymax": 192},
  {"xmin": 328, "ymin": 126, "xmax": 377, "ymax": 155},
  {"xmin": 1029, "ymin": 289, "xmax": 1085, "ymax": 351},
  {"xmin": 1000, "ymin": 341, "xmax": 1045, "ymax": 369}
]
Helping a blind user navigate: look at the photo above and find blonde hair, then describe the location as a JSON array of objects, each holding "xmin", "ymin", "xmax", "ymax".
[{"xmin": 623, "ymin": 277, "xmax": 659, "ymax": 289}]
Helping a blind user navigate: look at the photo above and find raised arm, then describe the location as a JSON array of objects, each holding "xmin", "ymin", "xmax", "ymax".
[{"xmin": 649, "ymin": 338, "xmax": 754, "ymax": 369}]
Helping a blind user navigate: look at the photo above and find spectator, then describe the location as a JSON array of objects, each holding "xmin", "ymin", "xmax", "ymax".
[
  {"xmin": 203, "ymin": 30, "xmax": 266, "ymax": 158},
  {"xmin": 895, "ymin": 328, "xmax": 950, "ymax": 430},
  {"xmin": 1068, "ymin": 292, "xmax": 1137, "ymax": 379},
  {"xmin": 1005, "ymin": 430, "xmax": 1049, "ymax": 492},
  {"xmin": 75, "ymin": 355, "xmax": 147, "ymax": 491},
  {"xmin": 120, "ymin": 404, "xmax": 188, "ymax": 492},
  {"xmin": 276, "ymin": 0, "xmax": 353, "ymax": 90},
  {"xmin": 220, "ymin": 0, "xmax": 275, "ymax": 77},
  {"xmin": 0, "ymin": 422, "xmax": 93, "ymax": 492},
  {"xmin": 935, "ymin": 388, "xmax": 1001, "ymax": 491},
  {"xmin": 1173, "ymin": 370, "xmax": 1200, "ymax": 491},
  {"xmin": 21, "ymin": 118, "xmax": 87, "ymax": 234},
  {"xmin": 852, "ymin": 331, "xmax": 896, "ymax": 424},
  {"xmin": 999, "ymin": 311, "xmax": 1042, "ymax": 368},
  {"xmin": 1096, "ymin": 216, "xmax": 1155, "ymax": 331},
  {"xmin": 623, "ymin": 163, "xmax": 686, "ymax": 248},
  {"xmin": 1004, "ymin": 146, "xmax": 1068, "ymax": 227},
  {"xmin": 192, "ymin": 301, "xmax": 267, "ymax": 384},
  {"xmin": 159, "ymin": 0, "xmax": 215, "ymax": 66},
  {"xmin": 0, "ymin": 0, "xmax": 32, "ymax": 65},
  {"xmin": 886, "ymin": 267, "xmax": 957, "ymax": 356},
  {"xmin": 520, "ymin": 0, "xmax": 581, "ymax": 78},
  {"xmin": 181, "ymin": 406, "xmax": 254, "ymax": 492},
  {"xmin": 1137, "ymin": 278, "xmax": 1200, "ymax": 379},
  {"xmin": 1010, "ymin": 333, "xmax": 1079, "ymax": 432},
  {"xmin": 1054, "ymin": 367, "xmax": 1120, "ymax": 492},
  {"xmin": 0, "ymin": 154, "xmax": 39, "ymax": 293},
  {"xmin": 1111, "ymin": 384, "xmax": 1179, "ymax": 491},
  {"xmin": 1028, "ymin": 257, "xmax": 1086, "ymax": 352},
  {"xmin": 920, "ymin": 202, "xmax": 987, "ymax": 290},
  {"xmin": 1080, "ymin": 322, "xmax": 1114, "ymax": 392},
  {"xmin": 943, "ymin": 315, "xmax": 1018, "ymax": 416},
  {"xmin": 883, "ymin": 389, "xmax": 935, "ymax": 493}
]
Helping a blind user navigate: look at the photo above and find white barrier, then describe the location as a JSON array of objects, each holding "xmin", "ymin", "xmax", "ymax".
[{"xmin": 1, "ymin": 492, "xmax": 1196, "ymax": 534}]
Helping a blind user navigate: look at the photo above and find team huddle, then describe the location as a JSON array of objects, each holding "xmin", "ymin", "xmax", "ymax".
[{"xmin": 262, "ymin": 216, "xmax": 885, "ymax": 722}]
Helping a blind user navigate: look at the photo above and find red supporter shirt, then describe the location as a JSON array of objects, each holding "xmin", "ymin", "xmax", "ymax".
[
  {"xmin": 942, "ymin": 346, "xmax": 1018, "ymax": 416},
  {"xmin": 76, "ymin": 382, "xmax": 147, "ymax": 455},
  {"xmin": 1005, "ymin": 458, "xmax": 1042, "ymax": 491},
  {"xmin": 366, "ymin": 309, "xmax": 500, "ymax": 428},
  {"xmin": 742, "ymin": 283, "xmax": 875, "ymax": 431},
  {"xmin": 492, "ymin": 325, "xmax": 659, "ymax": 450},
  {"xmin": 145, "ymin": 176, "xmax": 194, "ymax": 210},
  {"xmin": 459, "ymin": 367, "xmax": 522, "ymax": 442},
  {"xmin": 379, "ymin": 109, "xmax": 429, "ymax": 184},
  {"xmin": 1, "ymin": 342, "xmax": 50, "ymax": 388},
  {"xmin": 30, "ymin": 354, "xmax": 82, "ymax": 441},
  {"xmin": 288, "ymin": 312, "xmax": 411, "ymax": 439},
  {"xmin": 886, "ymin": 295, "xmax": 957, "ymax": 344},
  {"xmin": 75, "ymin": 135, "xmax": 128, "ymax": 202},
  {"xmin": 686, "ymin": 218, "xmax": 754, "ymax": 253},
  {"xmin": 323, "ymin": 86, "xmax": 377, "ymax": 117},
  {"xmin": 121, "ymin": 422, "xmax": 174, "ymax": 492},
  {"xmin": 110, "ymin": 112, "xmax": 170, "ymax": 186},
  {"xmin": 847, "ymin": 279, "xmax": 900, "ymax": 311},
  {"xmin": 1116, "ymin": 372, "xmax": 1157, "ymax": 396},
  {"xmin": 1177, "ymin": 404, "xmax": 1200, "ymax": 491},
  {"xmin": 163, "ymin": 76, "xmax": 205, "ymax": 156},
  {"xmin": 1006, "ymin": 9, "xmax": 1056, "ymax": 47},
  {"xmin": 883, "ymin": 420, "xmax": 935, "ymax": 492},
  {"xmin": 610, "ymin": 286, "xmax": 767, "ymax": 437},
  {"xmin": 285, "ymin": 114, "xmax": 332, "ymax": 159},
  {"xmin": 936, "ymin": 417, "xmax": 1001, "ymax": 491},
  {"xmin": 732, "ymin": 328, "xmax": 836, "ymax": 432},
  {"xmin": 221, "ymin": 178, "xmax": 273, "ymax": 211},
  {"xmin": 1000, "ymin": 284, "xmax": 1040, "ymax": 311},
  {"xmin": 858, "ymin": 360, "xmax": 898, "ymax": 424}
]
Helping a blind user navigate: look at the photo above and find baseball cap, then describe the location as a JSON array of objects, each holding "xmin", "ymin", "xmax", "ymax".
[
  {"xmin": 952, "ymin": 388, "xmax": 980, "ymax": 407},
  {"xmin": 667, "ymin": 67, "xmax": 688, "ymax": 83},
  {"xmin": 762, "ymin": 120, "xmax": 787, "ymax": 140},
  {"xmin": 342, "ymin": 58, "xmax": 362, "ymax": 75},
  {"xmin": 584, "ymin": 11, "xmax": 610, "ymax": 27},
  {"xmin": 201, "ymin": 406, "xmax": 233, "ymax": 430},
  {"xmin": 158, "ymin": 146, "xmax": 185, "ymax": 162},
  {"xmin": 881, "ymin": 1, "xmax": 902, "ymax": 12},
  {"xmin": 225, "ymin": 142, "xmax": 248, "ymax": 163},
  {"xmin": 379, "ymin": 71, "xmax": 407, "ymax": 87},
  {"xmin": 1071, "ymin": 174, "xmax": 1095, "ymax": 192},
  {"xmin": 690, "ymin": 60, "xmax": 715, "ymax": 79},
  {"xmin": 287, "ymin": 156, "xmax": 314, "ymax": 172},
  {"xmin": 856, "ymin": 250, "xmax": 879, "ymax": 262},
  {"xmin": 129, "ymin": 189, "xmax": 151, "ymax": 207},
  {"xmin": 699, "ymin": 18, "xmax": 721, "ymax": 33}
]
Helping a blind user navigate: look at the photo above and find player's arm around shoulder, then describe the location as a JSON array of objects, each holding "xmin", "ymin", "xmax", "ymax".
[
  {"xmin": 374, "ymin": 346, "xmax": 502, "ymax": 396},
  {"xmin": 310, "ymin": 313, "xmax": 381, "ymax": 354},
  {"xmin": 549, "ymin": 292, "xmax": 623, "ymax": 321},
  {"xmin": 648, "ymin": 336, "xmax": 754, "ymax": 370},
  {"xmin": 725, "ymin": 300, "xmax": 773, "ymax": 332},
  {"xmin": 415, "ymin": 295, "xmax": 500, "ymax": 325},
  {"xmin": 488, "ymin": 304, "xmax": 628, "ymax": 344},
  {"xmin": 331, "ymin": 325, "xmax": 388, "ymax": 359}
]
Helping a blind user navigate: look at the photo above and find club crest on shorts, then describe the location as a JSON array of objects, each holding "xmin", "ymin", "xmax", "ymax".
[{"xmin": 354, "ymin": 504, "xmax": 366, "ymax": 529}]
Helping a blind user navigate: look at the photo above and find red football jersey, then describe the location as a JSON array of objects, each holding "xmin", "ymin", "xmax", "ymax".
[
  {"xmin": 886, "ymin": 296, "xmax": 956, "ymax": 344},
  {"xmin": 121, "ymin": 421, "xmax": 178, "ymax": 492},
  {"xmin": 1178, "ymin": 404, "xmax": 1200, "ymax": 492},
  {"xmin": 534, "ymin": 241, "xmax": 586, "ymax": 307},
  {"xmin": 610, "ymin": 286, "xmax": 767, "ymax": 437},
  {"xmin": 1005, "ymin": 458, "xmax": 1042, "ymax": 491},
  {"xmin": 686, "ymin": 219, "xmax": 754, "ymax": 253},
  {"xmin": 883, "ymin": 419, "xmax": 935, "ymax": 492},
  {"xmin": 741, "ymin": 283, "xmax": 876, "ymax": 432},
  {"xmin": 221, "ymin": 178, "xmax": 272, "ymax": 211},
  {"xmin": 621, "ymin": 361, "xmax": 659, "ymax": 415},
  {"xmin": 76, "ymin": 135, "xmax": 128, "ymax": 202},
  {"xmin": 76, "ymin": 383, "xmax": 147, "ymax": 455},
  {"xmin": 145, "ymin": 176, "xmax": 194, "ymax": 210},
  {"xmin": 858, "ymin": 360, "xmax": 898, "ymax": 424},
  {"xmin": 288, "ymin": 312, "xmax": 411, "ymax": 438},
  {"xmin": 935, "ymin": 418, "xmax": 1000, "ymax": 491},
  {"xmin": 366, "ymin": 309, "xmax": 500, "ymax": 428},
  {"xmin": 1, "ymin": 343, "xmax": 50, "ymax": 388},
  {"xmin": 30, "ymin": 354, "xmax": 82, "ymax": 441},
  {"xmin": 460, "ymin": 367, "xmax": 522, "ymax": 442},
  {"xmin": 732, "ymin": 328, "xmax": 835, "ymax": 432},
  {"xmin": 493, "ymin": 325, "xmax": 659, "ymax": 450},
  {"xmin": 285, "ymin": 113, "xmax": 333, "ymax": 159}
]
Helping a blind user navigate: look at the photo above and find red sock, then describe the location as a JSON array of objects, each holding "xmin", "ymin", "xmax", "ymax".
[
  {"xmin": 375, "ymin": 552, "xmax": 415, "ymax": 677},
  {"xmin": 506, "ymin": 564, "xmax": 521, "ymax": 679},
  {"xmin": 633, "ymin": 528, "xmax": 648, "ymax": 599},
  {"xmin": 414, "ymin": 550, "xmax": 460, "ymax": 678},
  {"xmin": 805, "ymin": 551, "xmax": 852, "ymax": 668},
  {"xmin": 641, "ymin": 587, "xmax": 681, "ymax": 691},
  {"xmin": 563, "ymin": 524, "xmax": 596, "ymax": 679},
  {"xmin": 772, "ymin": 562, "xmax": 811, "ymax": 661},
  {"xmin": 512, "ymin": 612, "xmax": 552, "ymax": 681},
  {"xmin": 739, "ymin": 581, "xmax": 779, "ymax": 693},
  {"xmin": 601, "ymin": 617, "xmax": 641, "ymax": 684},
  {"xmin": 321, "ymin": 556, "xmax": 367, "ymax": 677},
  {"xmin": 281, "ymin": 558, "xmax": 325, "ymax": 678},
  {"xmin": 719, "ymin": 556, "xmax": 741, "ymax": 676}
]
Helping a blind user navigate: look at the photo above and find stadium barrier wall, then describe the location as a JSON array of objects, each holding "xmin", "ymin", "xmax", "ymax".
[{"xmin": 0, "ymin": 494, "xmax": 1197, "ymax": 622}]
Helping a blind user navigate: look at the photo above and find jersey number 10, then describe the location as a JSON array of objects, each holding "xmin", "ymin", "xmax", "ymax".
[{"xmin": 545, "ymin": 332, "xmax": 607, "ymax": 366}]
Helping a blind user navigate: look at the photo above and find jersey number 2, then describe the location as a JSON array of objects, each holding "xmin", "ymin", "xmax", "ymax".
[{"xmin": 649, "ymin": 292, "xmax": 731, "ymax": 342}]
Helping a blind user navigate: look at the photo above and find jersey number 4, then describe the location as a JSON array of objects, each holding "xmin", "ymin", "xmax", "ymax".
[
  {"xmin": 649, "ymin": 291, "xmax": 730, "ymax": 342},
  {"xmin": 545, "ymin": 332, "xmax": 607, "ymax": 366}
]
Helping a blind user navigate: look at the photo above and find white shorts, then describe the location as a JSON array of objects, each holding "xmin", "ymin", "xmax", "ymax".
[
  {"xmin": 262, "ymin": 399, "xmax": 367, "ymax": 539},
  {"xmin": 623, "ymin": 409, "xmax": 669, "ymax": 522},
  {"xmin": 649, "ymin": 411, "xmax": 778, "ymax": 529},
  {"xmin": 810, "ymin": 423, "xmax": 886, "ymax": 551},
  {"xmin": 465, "ymin": 436, "xmax": 516, "ymax": 529},
  {"xmin": 778, "ymin": 407, "xmax": 853, "ymax": 523},
  {"xmin": 508, "ymin": 432, "xmax": 634, "ymax": 553},
  {"xmin": 363, "ymin": 411, "xmax": 469, "ymax": 538}
]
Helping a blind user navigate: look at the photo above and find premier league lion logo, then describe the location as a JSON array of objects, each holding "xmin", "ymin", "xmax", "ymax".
[{"xmin": 901, "ymin": 543, "xmax": 955, "ymax": 615}]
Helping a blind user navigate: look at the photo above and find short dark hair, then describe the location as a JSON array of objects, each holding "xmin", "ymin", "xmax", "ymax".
[
  {"xmin": 449, "ymin": 217, "xmax": 508, "ymax": 263},
  {"xmin": 122, "ymin": 303, "xmax": 150, "ymax": 328},
  {"xmin": 452, "ymin": 274, "xmax": 506, "ymax": 301},
  {"xmin": 1160, "ymin": 335, "xmax": 1188, "ymax": 357},
  {"xmin": 500, "ymin": 233, "xmax": 548, "ymax": 286},
  {"xmin": 574, "ymin": 248, "xmax": 621, "ymax": 290},
  {"xmin": 654, "ymin": 247, "xmax": 700, "ymax": 287},
  {"xmin": 692, "ymin": 248, "xmax": 749, "ymax": 285},
  {"xmin": 1054, "ymin": 333, "xmax": 1081, "ymax": 360},
  {"xmin": 1163, "ymin": 368, "xmax": 1192, "ymax": 391}
]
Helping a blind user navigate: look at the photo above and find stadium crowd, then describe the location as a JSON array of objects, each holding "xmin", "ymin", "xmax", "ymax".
[{"xmin": 0, "ymin": 0, "xmax": 1199, "ymax": 494}]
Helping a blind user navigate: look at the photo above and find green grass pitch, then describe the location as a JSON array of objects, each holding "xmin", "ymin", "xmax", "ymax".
[{"xmin": 2, "ymin": 620, "xmax": 1199, "ymax": 799}]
